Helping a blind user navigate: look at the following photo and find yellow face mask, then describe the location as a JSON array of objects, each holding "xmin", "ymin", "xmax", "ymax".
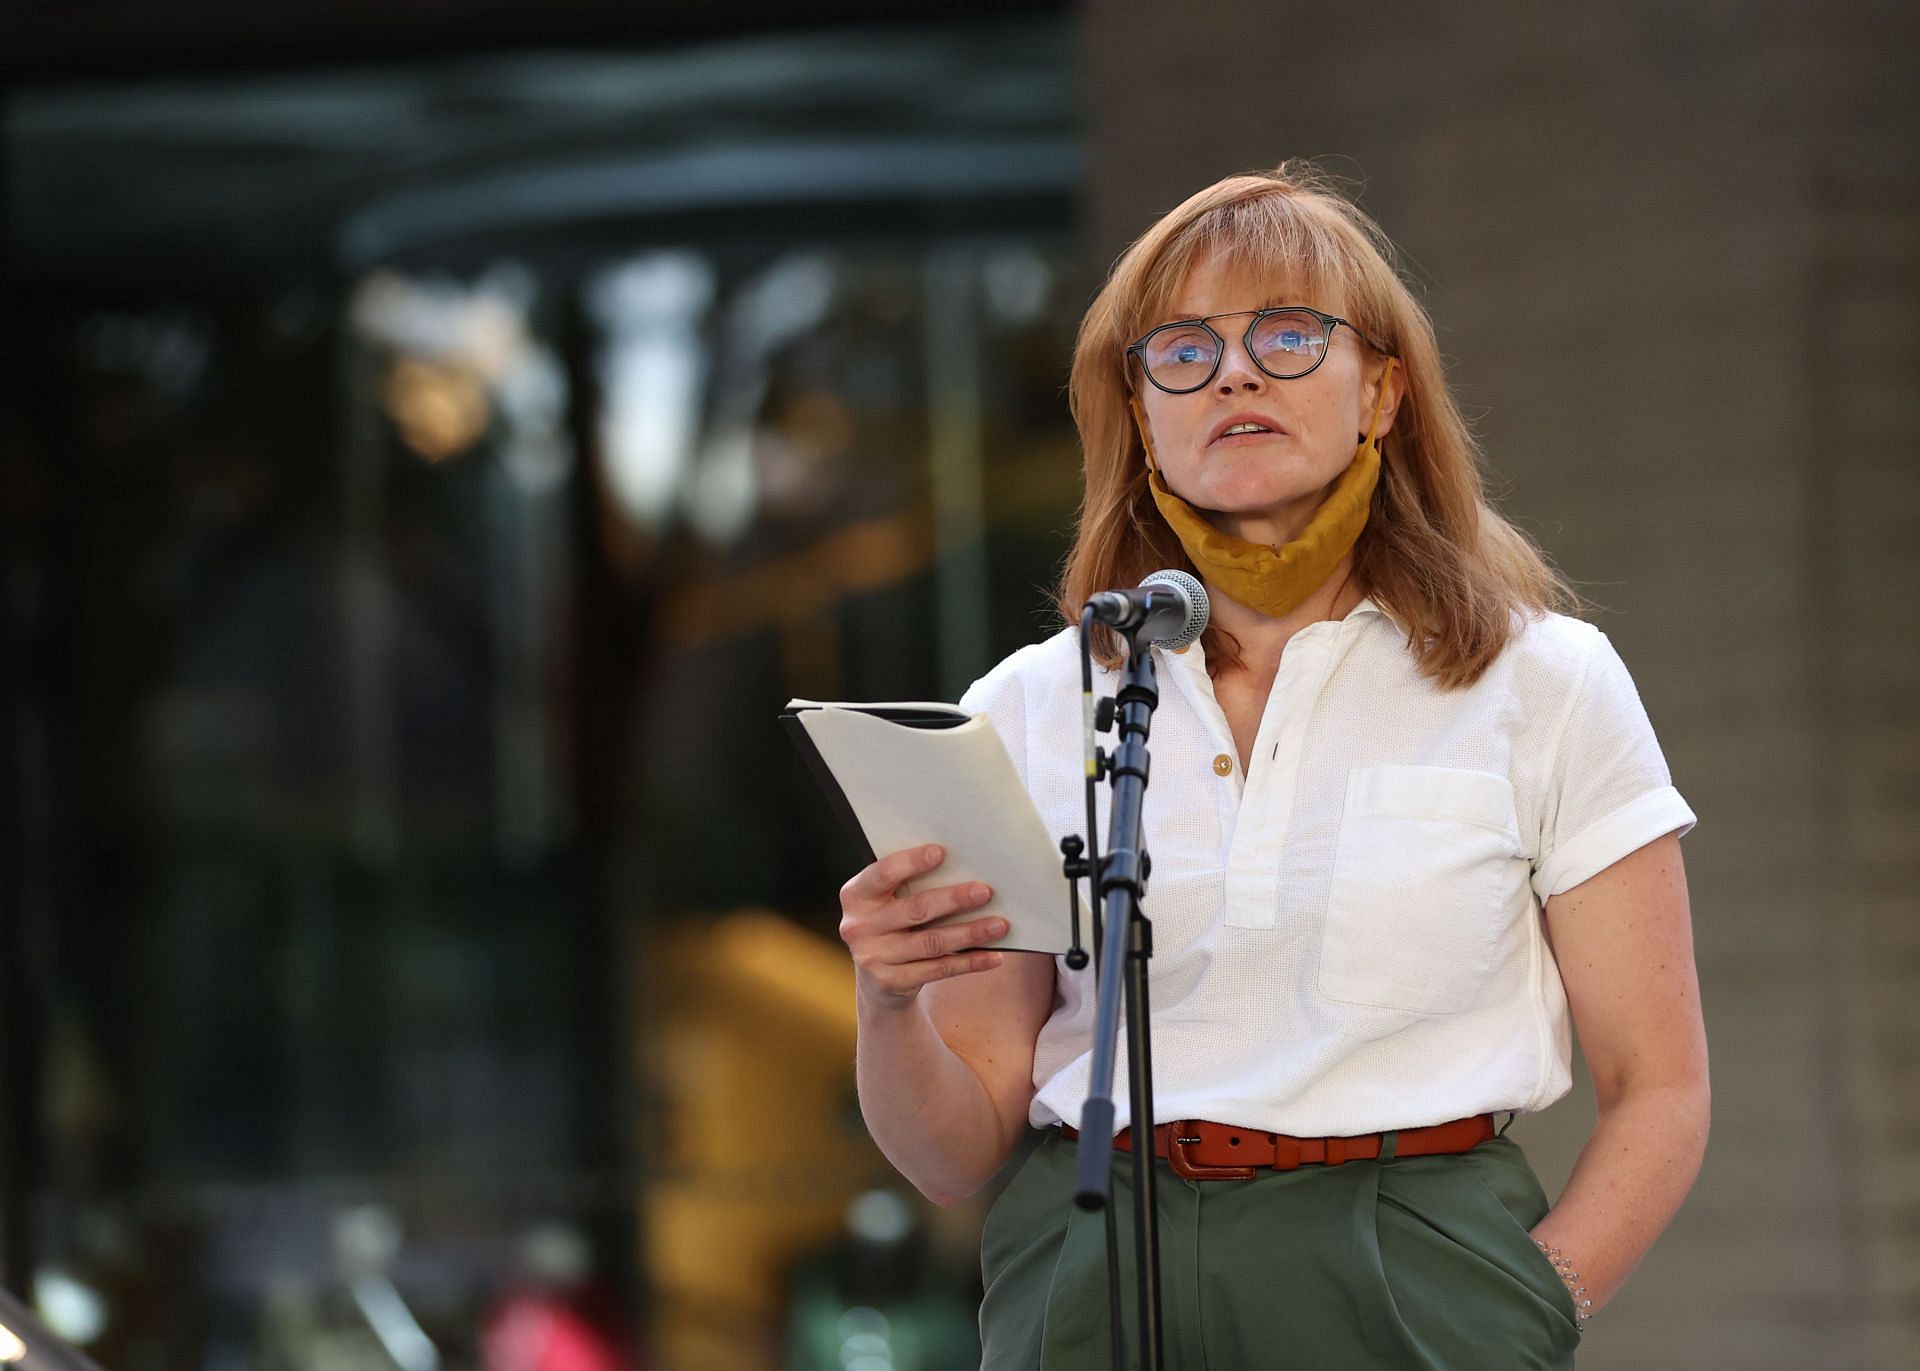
[{"xmin": 1132, "ymin": 357, "xmax": 1397, "ymax": 620}]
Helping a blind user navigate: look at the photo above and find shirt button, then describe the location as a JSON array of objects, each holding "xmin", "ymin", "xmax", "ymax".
[{"xmin": 1212, "ymin": 753, "xmax": 1234, "ymax": 777}]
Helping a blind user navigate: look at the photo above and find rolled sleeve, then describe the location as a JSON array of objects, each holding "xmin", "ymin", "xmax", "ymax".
[
  {"xmin": 1531, "ymin": 630, "xmax": 1697, "ymax": 904},
  {"xmin": 958, "ymin": 650, "xmax": 1033, "ymax": 791}
]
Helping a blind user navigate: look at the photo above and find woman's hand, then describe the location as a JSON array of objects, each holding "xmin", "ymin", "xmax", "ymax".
[{"xmin": 839, "ymin": 844, "xmax": 1007, "ymax": 1011}]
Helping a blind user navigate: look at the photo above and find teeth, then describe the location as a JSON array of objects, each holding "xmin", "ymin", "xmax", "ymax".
[{"xmin": 1222, "ymin": 423, "xmax": 1270, "ymax": 436}]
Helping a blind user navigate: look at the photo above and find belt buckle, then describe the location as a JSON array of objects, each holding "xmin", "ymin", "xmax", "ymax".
[{"xmin": 1165, "ymin": 1122, "xmax": 1257, "ymax": 1181}]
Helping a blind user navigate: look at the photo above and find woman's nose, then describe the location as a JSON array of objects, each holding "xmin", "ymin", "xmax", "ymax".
[{"xmin": 1214, "ymin": 336, "xmax": 1266, "ymax": 393}]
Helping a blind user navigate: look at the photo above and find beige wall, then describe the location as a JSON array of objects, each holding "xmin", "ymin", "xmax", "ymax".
[{"xmin": 1083, "ymin": 4, "xmax": 1920, "ymax": 1367}]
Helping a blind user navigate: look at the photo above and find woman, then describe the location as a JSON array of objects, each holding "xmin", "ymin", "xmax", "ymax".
[{"xmin": 838, "ymin": 163, "xmax": 1709, "ymax": 1369}]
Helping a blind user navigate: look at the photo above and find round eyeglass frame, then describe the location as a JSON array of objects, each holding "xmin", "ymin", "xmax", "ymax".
[{"xmin": 1126, "ymin": 305, "xmax": 1391, "ymax": 394}]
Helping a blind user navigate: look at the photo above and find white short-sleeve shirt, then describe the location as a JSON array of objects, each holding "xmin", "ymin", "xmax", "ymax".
[{"xmin": 956, "ymin": 596, "xmax": 1697, "ymax": 1137}]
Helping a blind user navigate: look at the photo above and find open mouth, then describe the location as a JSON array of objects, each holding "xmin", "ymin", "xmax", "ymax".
[{"xmin": 1212, "ymin": 421, "xmax": 1283, "ymax": 444}]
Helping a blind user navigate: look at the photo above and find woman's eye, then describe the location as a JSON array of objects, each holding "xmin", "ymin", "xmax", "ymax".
[{"xmin": 1174, "ymin": 344, "xmax": 1204, "ymax": 363}]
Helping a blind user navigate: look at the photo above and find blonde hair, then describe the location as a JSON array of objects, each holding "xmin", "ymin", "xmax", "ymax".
[{"xmin": 1056, "ymin": 161, "xmax": 1585, "ymax": 688}]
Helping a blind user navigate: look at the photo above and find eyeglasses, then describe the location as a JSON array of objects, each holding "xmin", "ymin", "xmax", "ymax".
[{"xmin": 1126, "ymin": 305, "xmax": 1388, "ymax": 394}]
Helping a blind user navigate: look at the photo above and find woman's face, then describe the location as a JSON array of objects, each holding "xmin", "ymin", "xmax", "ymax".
[{"xmin": 1135, "ymin": 253, "xmax": 1400, "ymax": 547}]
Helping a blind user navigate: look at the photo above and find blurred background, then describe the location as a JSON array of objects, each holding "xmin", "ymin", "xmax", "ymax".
[{"xmin": 0, "ymin": 2, "xmax": 1914, "ymax": 1368}]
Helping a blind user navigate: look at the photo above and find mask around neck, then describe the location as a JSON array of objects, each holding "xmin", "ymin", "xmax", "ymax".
[{"xmin": 1132, "ymin": 358, "xmax": 1396, "ymax": 620}]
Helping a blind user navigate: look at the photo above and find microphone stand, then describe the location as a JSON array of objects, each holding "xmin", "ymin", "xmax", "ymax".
[{"xmin": 1064, "ymin": 612, "xmax": 1167, "ymax": 1371}]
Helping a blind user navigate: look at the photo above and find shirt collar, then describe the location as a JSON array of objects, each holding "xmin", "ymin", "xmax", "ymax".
[
  {"xmin": 1157, "ymin": 592, "xmax": 1402, "ymax": 668},
  {"xmin": 1350, "ymin": 594, "xmax": 1404, "ymax": 631}
]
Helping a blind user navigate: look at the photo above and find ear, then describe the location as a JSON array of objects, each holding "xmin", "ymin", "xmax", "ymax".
[
  {"xmin": 1128, "ymin": 392, "xmax": 1159, "ymax": 471},
  {"xmin": 1360, "ymin": 358, "xmax": 1405, "ymax": 441}
]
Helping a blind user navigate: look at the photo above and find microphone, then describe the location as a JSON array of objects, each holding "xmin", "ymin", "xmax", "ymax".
[{"xmin": 1084, "ymin": 569, "xmax": 1210, "ymax": 650}]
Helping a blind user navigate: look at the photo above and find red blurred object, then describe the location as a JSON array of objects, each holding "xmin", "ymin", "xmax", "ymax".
[{"xmin": 481, "ymin": 1290, "xmax": 627, "ymax": 1371}]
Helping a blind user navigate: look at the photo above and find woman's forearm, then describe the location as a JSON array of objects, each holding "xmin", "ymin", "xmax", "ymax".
[
  {"xmin": 854, "ymin": 987, "xmax": 1017, "ymax": 1206},
  {"xmin": 1528, "ymin": 1081, "xmax": 1711, "ymax": 1317}
]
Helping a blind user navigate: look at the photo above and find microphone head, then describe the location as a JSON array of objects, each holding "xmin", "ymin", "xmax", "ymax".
[{"xmin": 1141, "ymin": 569, "xmax": 1209, "ymax": 651}]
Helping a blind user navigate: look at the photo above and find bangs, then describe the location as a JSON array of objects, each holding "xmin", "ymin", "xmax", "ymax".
[{"xmin": 1130, "ymin": 193, "xmax": 1357, "ymax": 337}]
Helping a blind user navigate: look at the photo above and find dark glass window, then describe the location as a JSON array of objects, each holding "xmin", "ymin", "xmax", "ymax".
[{"xmin": 3, "ymin": 18, "xmax": 1082, "ymax": 1369}]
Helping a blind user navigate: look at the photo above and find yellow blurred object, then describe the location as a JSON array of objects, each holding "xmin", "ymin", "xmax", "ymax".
[
  {"xmin": 658, "ymin": 504, "xmax": 936, "ymax": 651},
  {"xmin": 382, "ymin": 355, "xmax": 490, "ymax": 463},
  {"xmin": 639, "ymin": 910, "xmax": 890, "ymax": 1371}
]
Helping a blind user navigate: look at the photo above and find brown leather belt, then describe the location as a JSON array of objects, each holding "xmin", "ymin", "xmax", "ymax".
[{"xmin": 1058, "ymin": 1112, "xmax": 1497, "ymax": 1180}]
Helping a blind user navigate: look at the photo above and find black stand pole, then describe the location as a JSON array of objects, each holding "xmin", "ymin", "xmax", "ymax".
[{"xmin": 1069, "ymin": 622, "xmax": 1166, "ymax": 1371}]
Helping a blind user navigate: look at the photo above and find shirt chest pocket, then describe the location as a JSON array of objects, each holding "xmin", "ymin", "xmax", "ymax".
[{"xmin": 1318, "ymin": 765, "xmax": 1525, "ymax": 1016}]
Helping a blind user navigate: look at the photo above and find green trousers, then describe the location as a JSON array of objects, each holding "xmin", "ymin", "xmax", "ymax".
[{"xmin": 978, "ymin": 1126, "xmax": 1584, "ymax": 1369}]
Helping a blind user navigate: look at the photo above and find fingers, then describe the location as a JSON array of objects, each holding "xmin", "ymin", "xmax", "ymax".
[
  {"xmin": 839, "ymin": 845, "xmax": 1008, "ymax": 1005},
  {"xmin": 842, "ymin": 869, "xmax": 991, "ymax": 941},
  {"xmin": 888, "ymin": 913, "xmax": 1010, "ymax": 968},
  {"xmin": 892, "ymin": 877, "xmax": 993, "ymax": 930},
  {"xmin": 841, "ymin": 842, "xmax": 946, "ymax": 907},
  {"xmin": 840, "ymin": 847, "xmax": 990, "ymax": 929},
  {"xmin": 854, "ymin": 917, "xmax": 1009, "ymax": 1003}
]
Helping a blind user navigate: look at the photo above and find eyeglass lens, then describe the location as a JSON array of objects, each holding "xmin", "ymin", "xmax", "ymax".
[{"xmin": 1139, "ymin": 310, "xmax": 1330, "ymax": 389}]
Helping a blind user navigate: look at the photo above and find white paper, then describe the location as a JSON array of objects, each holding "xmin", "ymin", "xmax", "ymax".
[{"xmin": 794, "ymin": 705, "xmax": 1069, "ymax": 954}]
